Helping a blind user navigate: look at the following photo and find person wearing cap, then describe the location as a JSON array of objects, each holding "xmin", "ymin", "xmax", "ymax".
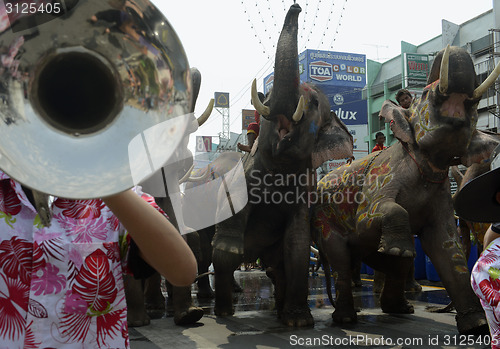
[
  {"xmin": 238, "ymin": 92, "xmax": 265, "ymax": 153},
  {"xmin": 455, "ymin": 144, "xmax": 500, "ymax": 348}
]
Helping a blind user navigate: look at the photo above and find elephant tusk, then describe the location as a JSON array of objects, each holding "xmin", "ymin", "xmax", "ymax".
[
  {"xmin": 310, "ymin": 245, "xmax": 318, "ymax": 255},
  {"xmin": 178, "ymin": 164, "xmax": 195, "ymax": 185},
  {"xmin": 473, "ymin": 61, "xmax": 500, "ymax": 99},
  {"xmin": 197, "ymin": 98, "xmax": 214, "ymax": 126},
  {"xmin": 251, "ymin": 79, "xmax": 270, "ymax": 118},
  {"xmin": 439, "ymin": 45, "xmax": 450, "ymax": 94},
  {"xmin": 185, "ymin": 167, "xmax": 212, "ymax": 183},
  {"xmin": 292, "ymin": 95, "xmax": 305, "ymax": 123}
]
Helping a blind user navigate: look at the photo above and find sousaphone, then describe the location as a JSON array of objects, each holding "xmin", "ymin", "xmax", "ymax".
[{"xmin": 0, "ymin": 0, "xmax": 192, "ymax": 198}]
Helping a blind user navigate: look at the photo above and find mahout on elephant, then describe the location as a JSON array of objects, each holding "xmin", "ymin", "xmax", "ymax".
[
  {"xmin": 126, "ymin": 67, "xmax": 214, "ymax": 327},
  {"xmin": 311, "ymin": 45, "xmax": 499, "ymax": 334},
  {"xmin": 211, "ymin": 3, "xmax": 354, "ymax": 327}
]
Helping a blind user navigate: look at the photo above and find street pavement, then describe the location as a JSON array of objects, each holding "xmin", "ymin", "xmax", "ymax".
[{"xmin": 129, "ymin": 270, "xmax": 490, "ymax": 349}]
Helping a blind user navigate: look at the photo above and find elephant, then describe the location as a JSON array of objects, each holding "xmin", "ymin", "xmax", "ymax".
[
  {"xmin": 211, "ymin": 3, "xmax": 354, "ymax": 328},
  {"xmin": 126, "ymin": 67, "xmax": 214, "ymax": 327},
  {"xmin": 181, "ymin": 151, "xmax": 248, "ymax": 299},
  {"xmin": 311, "ymin": 45, "xmax": 499, "ymax": 335}
]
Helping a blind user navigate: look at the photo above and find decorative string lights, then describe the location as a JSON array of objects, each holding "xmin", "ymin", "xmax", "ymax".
[{"xmin": 233, "ymin": 0, "xmax": 349, "ymax": 113}]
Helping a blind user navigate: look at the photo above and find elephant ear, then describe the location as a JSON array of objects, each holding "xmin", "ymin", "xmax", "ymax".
[
  {"xmin": 379, "ymin": 100, "xmax": 414, "ymax": 144},
  {"xmin": 311, "ymin": 111, "xmax": 353, "ymax": 169},
  {"xmin": 461, "ymin": 130, "xmax": 500, "ymax": 166}
]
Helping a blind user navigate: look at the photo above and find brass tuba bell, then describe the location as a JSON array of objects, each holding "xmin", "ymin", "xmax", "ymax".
[{"xmin": 0, "ymin": 0, "xmax": 192, "ymax": 198}]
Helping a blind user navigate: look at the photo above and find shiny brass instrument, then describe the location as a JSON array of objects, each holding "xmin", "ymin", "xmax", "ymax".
[{"xmin": 0, "ymin": 0, "xmax": 192, "ymax": 198}]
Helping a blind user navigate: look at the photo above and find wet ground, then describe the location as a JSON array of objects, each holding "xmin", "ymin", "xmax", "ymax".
[{"xmin": 129, "ymin": 269, "xmax": 490, "ymax": 349}]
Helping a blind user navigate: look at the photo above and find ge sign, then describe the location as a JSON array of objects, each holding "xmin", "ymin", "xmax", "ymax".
[{"xmin": 196, "ymin": 136, "xmax": 212, "ymax": 152}]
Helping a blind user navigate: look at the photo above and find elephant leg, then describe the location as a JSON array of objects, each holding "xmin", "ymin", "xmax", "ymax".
[
  {"xmin": 281, "ymin": 206, "xmax": 313, "ymax": 327},
  {"xmin": 419, "ymin": 219, "xmax": 488, "ymax": 335},
  {"xmin": 378, "ymin": 255, "xmax": 414, "ymax": 314},
  {"xmin": 372, "ymin": 266, "xmax": 420, "ymax": 294},
  {"xmin": 373, "ymin": 201, "xmax": 415, "ymax": 257},
  {"xmin": 212, "ymin": 202, "xmax": 249, "ymax": 317},
  {"xmin": 326, "ymin": 234, "xmax": 357, "ymax": 324},
  {"xmin": 265, "ymin": 265, "xmax": 286, "ymax": 318},
  {"xmin": 143, "ymin": 272, "xmax": 165, "ymax": 319},
  {"xmin": 213, "ymin": 248, "xmax": 242, "ymax": 316},
  {"xmin": 172, "ymin": 285, "xmax": 204, "ymax": 326},
  {"xmin": 231, "ymin": 271, "xmax": 243, "ymax": 293},
  {"xmin": 372, "ymin": 270, "xmax": 385, "ymax": 293},
  {"xmin": 405, "ymin": 263, "xmax": 422, "ymax": 292},
  {"xmin": 351, "ymin": 260, "xmax": 362, "ymax": 288},
  {"xmin": 196, "ymin": 227, "xmax": 215, "ymax": 299},
  {"xmin": 124, "ymin": 274, "xmax": 150, "ymax": 327},
  {"xmin": 165, "ymin": 281, "xmax": 174, "ymax": 317}
]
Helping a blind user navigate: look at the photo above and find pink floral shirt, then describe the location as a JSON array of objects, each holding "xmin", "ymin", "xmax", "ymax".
[
  {"xmin": 0, "ymin": 171, "xmax": 161, "ymax": 348},
  {"xmin": 471, "ymin": 238, "xmax": 500, "ymax": 349}
]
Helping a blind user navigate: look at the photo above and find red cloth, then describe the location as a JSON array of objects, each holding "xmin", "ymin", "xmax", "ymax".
[
  {"xmin": 371, "ymin": 144, "xmax": 387, "ymax": 153},
  {"xmin": 247, "ymin": 110, "xmax": 261, "ymax": 136},
  {"xmin": 247, "ymin": 122, "xmax": 259, "ymax": 136}
]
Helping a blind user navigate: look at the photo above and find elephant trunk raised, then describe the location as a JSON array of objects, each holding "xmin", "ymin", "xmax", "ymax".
[{"xmin": 268, "ymin": 3, "xmax": 301, "ymax": 119}]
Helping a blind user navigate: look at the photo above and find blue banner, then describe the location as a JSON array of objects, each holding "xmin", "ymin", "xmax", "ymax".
[
  {"xmin": 318, "ymin": 85, "xmax": 367, "ymax": 125},
  {"xmin": 300, "ymin": 49, "xmax": 366, "ymax": 88}
]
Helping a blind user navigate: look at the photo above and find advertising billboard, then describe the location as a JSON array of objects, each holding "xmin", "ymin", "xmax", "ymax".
[
  {"xmin": 263, "ymin": 72, "xmax": 274, "ymax": 95},
  {"xmin": 299, "ymin": 49, "xmax": 366, "ymax": 88},
  {"xmin": 242, "ymin": 109, "xmax": 255, "ymax": 130},
  {"xmin": 404, "ymin": 53, "xmax": 429, "ymax": 87},
  {"xmin": 214, "ymin": 92, "xmax": 230, "ymax": 108},
  {"xmin": 263, "ymin": 49, "xmax": 367, "ymax": 126},
  {"xmin": 320, "ymin": 85, "xmax": 367, "ymax": 125}
]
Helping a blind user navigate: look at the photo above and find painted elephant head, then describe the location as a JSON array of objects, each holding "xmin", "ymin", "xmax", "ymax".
[
  {"xmin": 380, "ymin": 46, "xmax": 500, "ymax": 170},
  {"xmin": 251, "ymin": 3, "xmax": 353, "ymax": 170}
]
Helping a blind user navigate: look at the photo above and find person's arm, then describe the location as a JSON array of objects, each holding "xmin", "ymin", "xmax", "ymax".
[
  {"xmin": 237, "ymin": 142, "xmax": 252, "ymax": 152},
  {"xmin": 103, "ymin": 190, "xmax": 197, "ymax": 287},
  {"xmin": 483, "ymin": 223, "xmax": 500, "ymax": 249}
]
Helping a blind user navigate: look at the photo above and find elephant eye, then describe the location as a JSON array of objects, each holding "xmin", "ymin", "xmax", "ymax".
[{"xmin": 310, "ymin": 96, "xmax": 319, "ymax": 107}]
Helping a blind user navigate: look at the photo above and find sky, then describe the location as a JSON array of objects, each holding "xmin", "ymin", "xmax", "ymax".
[{"xmin": 152, "ymin": 0, "xmax": 494, "ymax": 151}]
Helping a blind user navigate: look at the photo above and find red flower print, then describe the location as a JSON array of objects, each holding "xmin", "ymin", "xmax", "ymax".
[
  {"xmin": 31, "ymin": 263, "xmax": 66, "ymax": 296},
  {"xmin": 0, "ymin": 274, "xmax": 29, "ymax": 340},
  {"xmin": 54, "ymin": 199, "xmax": 105, "ymax": 219},
  {"xmin": 107, "ymin": 215, "xmax": 120, "ymax": 231},
  {"xmin": 141, "ymin": 193, "xmax": 167, "ymax": 216},
  {"xmin": 0, "ymin": 179, "xmax": 21, "ymax": 216},
  {"xmin": 58, "ymin": 215, "xmax": 108, "ymax": 243},
  {"xmin": 23, "ymin": 321, "xmax": 41, "ymax": 349},
  {"xmin": 58, "ymin": 249, "xmax": 122, "ymax": 345},
  {"xmin": 104, "ymin": 242, "xmax": 120, "ymax": 263},
  {"xmin": 72, "ymin": 249, "xmax": 117, "ymax": 313},
  {"xmin": 479, "ymin": 277, "xmax": 500, "ymax": 306},
  {"xmin": 28, "ymin": 299, "xmax": 48, "ymax": 319},
  {"xmin": 0, "ymin": 236, "xmax": 33, "ymax": 285},
  {"xmin": 96, "ymin": 308, "xmax": 126, "ymax": 347}
]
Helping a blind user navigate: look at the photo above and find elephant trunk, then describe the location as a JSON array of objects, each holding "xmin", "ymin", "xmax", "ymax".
[{"xmin": 269, "ymin": 3, "xmax": 301, "ymax": 119}]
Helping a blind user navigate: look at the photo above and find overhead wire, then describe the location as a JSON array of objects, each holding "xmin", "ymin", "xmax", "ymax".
[
  {"xmin": 328, "ymin": 0, "xmax": 348, "ymax": 49},
  {"xmin": 224, "ymin": 0, "xmax": 351, "ymax": 131}
]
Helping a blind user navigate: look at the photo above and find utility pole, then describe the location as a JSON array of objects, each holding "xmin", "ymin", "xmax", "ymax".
[{"xmin": 214, "ymin": 92, "xmax": 230, "ymax": 151}]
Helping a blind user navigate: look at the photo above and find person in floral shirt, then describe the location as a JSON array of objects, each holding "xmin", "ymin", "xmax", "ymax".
[
  {"xmin": 0, "ymin": 170, "xmax": 197, "ymax": 348},
  {"xmin": 455, "ymin": 145, "xmax": 500, "ymax": 348}
]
